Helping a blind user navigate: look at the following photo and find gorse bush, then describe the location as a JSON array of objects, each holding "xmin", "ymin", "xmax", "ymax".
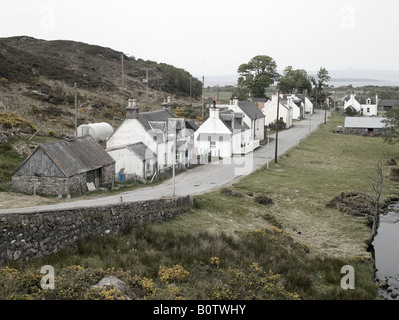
[{"xmin": 0, "ymin": 222, "xmax": 376, "ymax": 300}]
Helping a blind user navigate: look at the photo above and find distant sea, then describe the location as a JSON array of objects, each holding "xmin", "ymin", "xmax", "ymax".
[{"xmin": 199, "ymin": 69, "xmax": 399, "ymax": 88}]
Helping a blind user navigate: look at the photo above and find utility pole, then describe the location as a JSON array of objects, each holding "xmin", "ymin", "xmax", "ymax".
[
  {"xmin": 121, "ymin": 53, "xmax": 124, "ymax": 89},
  {"xmin": 274, "ymin": 90, "xmax": 280, "ymax": 164},
  {"xmin": 141, "ymin": 67, "xmax": 154, "ymax": 105},
  {"xmin": 202, "ymin": 76, "xmax": 204, "ymax": 120},
  {"xmin": 74, "ymin": 83, "xmax": 77, "ymax": 137},
  {"xmin": 190, "ymin": 77, "xmax": 192, "ymax": 105}
]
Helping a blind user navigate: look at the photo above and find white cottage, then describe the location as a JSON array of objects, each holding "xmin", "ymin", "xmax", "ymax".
[
  {"xmin": 107, "ymin": 142, "xmax": 157, "ymax": 181},
  {"xmin": 262, "ymin": 93, "xmax": 293, "ymax": 128},
  {"xmin": 106, "ymin": 99, "xmax": 191, "ymax": 179},
  {"xmin": 229, "ymin": 98, "xmax": 265, "ymax": 141},
  {"xmin": 343, "ymin": 92, "xmax": 378, "ymax": 116},
  {"xmin": 194, "ymin": 104, "xmax": 254, "ymax": 158}
]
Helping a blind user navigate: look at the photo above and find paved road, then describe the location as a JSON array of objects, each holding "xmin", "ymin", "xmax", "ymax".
[{"xmin": 0, "ymin": 111, "xmax": 326, "ymax": 214}]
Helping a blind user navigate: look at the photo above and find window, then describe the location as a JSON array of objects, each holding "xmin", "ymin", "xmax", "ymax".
[
  {"xmin": 210, "ymin": 141, "xmax": 216, "ymax": 149},
  {"xmin": 366, "ymin": 98, "xmax": 371, "ymax": 105},
  {"xmin": 367, "ymin": 107, "xmax": 370, "ymax": 113}
]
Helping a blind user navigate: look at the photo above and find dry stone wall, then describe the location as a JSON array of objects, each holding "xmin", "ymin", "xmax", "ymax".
[{"xmin": 0, "ymin": 196, "xmax": 192, "ymax": 264}]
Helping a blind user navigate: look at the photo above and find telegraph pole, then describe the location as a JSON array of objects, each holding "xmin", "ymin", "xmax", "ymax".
[
  {"xmin": 274, "ymin": 90, "xmax": 280, "ymax": 164},
  {"xmin": 202, "ymin": 76, "xmax": 204, "ymax": 120},
  {"xmin": 74, "ymin": 83, "xmax": 77, "ymax": 137},
  {"xmin": 141, "ymin": 67, "xmax": 155, "ymax": 105},
  {"xmin": 121, "ymin": 53, "xmax": 124, "ymax": 89}
]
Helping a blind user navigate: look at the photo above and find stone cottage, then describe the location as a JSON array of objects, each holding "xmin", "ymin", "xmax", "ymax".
[{"xmin": 12, "ymin": 135, "xmax": 115, "ymax": 195}]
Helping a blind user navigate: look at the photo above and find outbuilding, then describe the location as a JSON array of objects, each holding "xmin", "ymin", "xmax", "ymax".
[
  {"xmin": 12, "ymin": 136, "xmax": 115, "ymax": 195},
  {"xmin": 344, "ymin": 117, "xmax": 387, "ymax": 135}
]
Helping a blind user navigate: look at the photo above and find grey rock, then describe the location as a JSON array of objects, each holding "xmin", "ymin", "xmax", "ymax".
[{"xmin": 91, "ymin": 276, "xmax": 132, "ymax": 300}]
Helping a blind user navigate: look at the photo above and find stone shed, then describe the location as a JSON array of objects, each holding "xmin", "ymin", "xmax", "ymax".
[{"xmin": 12, "ymin": 136, "xmax": 115, "ymax": 195}]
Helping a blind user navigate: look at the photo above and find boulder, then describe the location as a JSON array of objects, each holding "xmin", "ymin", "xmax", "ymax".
[{"xmin": 91, "ymin": 276, "xmax": 132, "ymax": 300}]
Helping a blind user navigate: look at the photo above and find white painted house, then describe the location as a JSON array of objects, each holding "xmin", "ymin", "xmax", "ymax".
[
  {"xmin": 107, "ymin": 142, "xmax": 157, "ymax": 181},
  {"xmin": 228, "ymin": 98, "xmax": 265, "ymax": 141},
  {"xmin": 343, "ymin": 92, "xmax": 378, "ymax": 116},
  {"xmin": 194, "ymin": 104, "xmax": 255, "ymax": 158},
  {"xmin": 262, "ymin": 93, "xmax": 293, "ymax": 128},
  {"xmin": 106, "ymin": 99, "xmax": 192, "ymax": 179}
]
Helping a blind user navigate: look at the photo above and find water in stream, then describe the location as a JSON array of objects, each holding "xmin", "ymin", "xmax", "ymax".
[{"xmin": 372, "ymin": 202, "xmax": 399, "ymax": 300}]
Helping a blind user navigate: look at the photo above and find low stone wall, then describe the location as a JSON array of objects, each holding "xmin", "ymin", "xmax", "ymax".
[{"xmin": 0, "ymin": 196, "xmax": 192, "ymax": 264}]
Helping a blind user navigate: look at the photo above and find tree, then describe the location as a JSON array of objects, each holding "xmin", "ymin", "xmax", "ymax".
[
  {"xmin": 310, "ymin": 67, "xmax": 331, "ymax": 124},
  {"xmin": 382, "ymin": 107, "xmax": 399, "ymax": 144},
  {"xmin": 237, "ymin": 55, "xmax": 280, "ymax": 98},
  {"xmin": 367, "ymin": 158, "xmax": 384, "ymax": 238},
  {"xmin": 310, "ymin": 67, "xmax": 331, "ymax": 107},
  {"xmin": 277, "ymin": 66, "xmax": 312, "ymax": 94}
]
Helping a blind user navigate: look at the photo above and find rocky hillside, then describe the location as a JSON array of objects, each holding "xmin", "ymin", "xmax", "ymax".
[{"xmin": 0, "ymin": 36, "xmax": 202, "ymax": 137}]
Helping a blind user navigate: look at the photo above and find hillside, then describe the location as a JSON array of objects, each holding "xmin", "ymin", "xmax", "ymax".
[{"xmin": 0, "ymin": 36, "xmax": 202, "ymax": 136}]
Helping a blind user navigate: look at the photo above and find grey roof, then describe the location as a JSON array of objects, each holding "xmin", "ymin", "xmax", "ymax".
[
  {"xmin": 185, "ymin": 120, "xmax": 199, "ymax": 131},
  {"xmin": 219, "ymin": 109, "xmax": 250, "ymax": 132},
  {"xmin": 238, "ymin": 100, "xmax": 265, "ymax": 120},
  {"xmin": 379, "ymin": 99, "xmax": 399, "ymax": 107},
  {"xmin": 126, "ymin": 142, "xmax": 157, "ymax": 161},
  {"xmin": 343, "ymin": 95, "xmax": 378, "ymax": 104},
  {"xmin": 344, "ymin": 117, "xmax": 387, "ymax": 129},
  {"xmin": 137, "ymin": 109, "xmax": 185, "ymax": 143},
  {"xmin": 14, "ymin": 136, "xmax": 115, "ymax": 177}
]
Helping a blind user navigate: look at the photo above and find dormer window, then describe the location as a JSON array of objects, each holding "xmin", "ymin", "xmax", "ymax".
[{"xmin": 366, "ymin": 98, "xmax": 371, "ymax": 105}]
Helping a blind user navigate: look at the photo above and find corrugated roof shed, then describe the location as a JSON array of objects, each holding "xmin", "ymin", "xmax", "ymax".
[
  {"xmin": 344, "ymin": 117, "xmax": 386, "ymax": 129},
  {"xmin": 14, "ymin": 136, "xmax": 115, "ymax": 177}
]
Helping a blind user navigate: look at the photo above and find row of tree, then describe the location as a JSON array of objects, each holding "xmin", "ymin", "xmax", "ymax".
[{"xmin": 235, "ymin": 55, "xmax": 331, "ymax": 107}]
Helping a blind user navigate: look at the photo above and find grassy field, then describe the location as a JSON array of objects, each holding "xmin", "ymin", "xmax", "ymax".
[{"xmin": 1, "ymin": 112, "xmax": 399, "ymax": 300}]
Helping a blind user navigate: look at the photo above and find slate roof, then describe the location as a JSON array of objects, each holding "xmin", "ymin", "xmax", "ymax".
[
  {"xmin": 13, "ymin": 136, "xmax": 115, "ymax": 177},
  {"xmin": 185, "ymin": 120, "xmax": 199, "ymax": 131},
  {"xmin": 126, "ymin": 142, "xmax": 157, "ymax": 161},
  {"xmin": 137, "ymin": 109, "xmax": 177, "ymax": 131},
  {"xmin": 238, "ymin": 100, "xmax": 265, "ymax": 120},
  {"xmin": 219, "ymin": 109, "xmax": 250, "ymax": 132},
  {"xmin": 379, "ymin": 99, "xmax": 399, "ymax": 108}
]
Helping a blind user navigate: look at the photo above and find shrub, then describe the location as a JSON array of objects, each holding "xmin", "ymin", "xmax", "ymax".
[{"xmin": 158, "ymin": 265, "xmax": 190, "ymax": 284}]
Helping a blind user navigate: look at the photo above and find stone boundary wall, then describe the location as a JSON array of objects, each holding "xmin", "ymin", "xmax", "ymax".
[{"xmin": 0, "ymin": 196, "xmax": 192, "ymax": 264}]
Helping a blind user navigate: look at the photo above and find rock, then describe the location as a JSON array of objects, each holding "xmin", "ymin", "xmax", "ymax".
[
  {"xmin": 378, "ymin": 277, "xmax": 389, "ymax": 289},
  {"xmin": 391, "ymin": 293, "xmax": 398, "ymax": 299},
  {"xmin": 91, "ymin": 276, "xmax": 132, "ymax": 300}
]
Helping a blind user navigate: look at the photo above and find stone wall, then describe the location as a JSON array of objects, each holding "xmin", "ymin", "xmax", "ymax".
[{"xmin": 0, "ymin": 196, "xmax": 192, "ymax": 264}]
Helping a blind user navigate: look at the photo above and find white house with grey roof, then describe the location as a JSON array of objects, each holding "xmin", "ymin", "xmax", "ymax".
[
  {"xmin": 343, "ymin": 92, "xmax": 378, "ymax": 116},
  {"xmin": 106, "ymin": 99, "xmax": 193, "ymax": 180},
  {"xmin": 107, "ymin": 142, "xmax": 157, "ymax": 181},
  {"xmin": 194, "ymin": 104, "xmax": 254, "ymax": 158},
  {"xmin": 228, "ymin": 98, "xmax": 265, "ymax": 141},
  {"xmin": 262, "ymin": 93, "xmax": 293, "ymax": 128}
]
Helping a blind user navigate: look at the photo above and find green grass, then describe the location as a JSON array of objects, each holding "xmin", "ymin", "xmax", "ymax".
[{"xmin": 2, "ymin": 112, "xmax": 398, "ymax": 300}]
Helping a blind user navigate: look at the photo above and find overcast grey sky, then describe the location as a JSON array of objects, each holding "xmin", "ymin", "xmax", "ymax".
[{"xmin": 1, "ymin": 0, "xmax": 398, "ymax": 78}]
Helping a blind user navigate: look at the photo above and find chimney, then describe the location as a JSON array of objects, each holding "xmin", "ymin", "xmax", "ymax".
[
  {"xmin": 248, "ymin": 93, "xmax": 253, "ymax": 103},
  {"xmin": 162, "ymin": 96, "xmax": 173, "ymax": 113},
  {"xmin": 126, "ymin": 98, "xmax": 139, "ymax": 119},
  {"xmin": 209, "ymin": 100, "xmax": 219, "ymax": 119}
]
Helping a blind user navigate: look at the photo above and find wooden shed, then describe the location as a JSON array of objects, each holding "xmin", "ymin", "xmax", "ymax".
[{"xmin": 12, "ymin": 136, "xmax": 115, "ymax": 195}]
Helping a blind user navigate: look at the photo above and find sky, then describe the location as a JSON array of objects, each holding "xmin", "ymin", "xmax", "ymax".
[{"xmin": 1, "ymin": 0, "xmax": 399, "ymax": 80}]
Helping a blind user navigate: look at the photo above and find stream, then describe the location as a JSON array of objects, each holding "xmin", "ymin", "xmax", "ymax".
[{"xmin": 372, "ymin": 202, "xmax": 399, "ymax": 300}]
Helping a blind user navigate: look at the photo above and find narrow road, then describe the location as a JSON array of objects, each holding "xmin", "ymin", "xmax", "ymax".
[{"xmin": 0, "ymin": 111, "xmax": 326, "ymax": 214}]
